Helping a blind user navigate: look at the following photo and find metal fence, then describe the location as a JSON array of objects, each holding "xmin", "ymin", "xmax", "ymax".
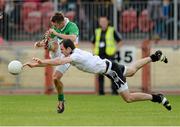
[{"xmin": 0, "ymin": 1, "xmax": 179, "ymax": 42}]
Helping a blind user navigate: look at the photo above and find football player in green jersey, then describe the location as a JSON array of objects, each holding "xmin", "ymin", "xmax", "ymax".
[{"xmin": 34, "ymin": 12, "xmax": 79, "ymax": 113}]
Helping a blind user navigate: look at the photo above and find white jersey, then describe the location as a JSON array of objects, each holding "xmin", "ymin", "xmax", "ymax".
[
  {"xmin": 70, "ymin": 48, "xmax": 107, "ymax": 74},
  {"xmin": 49, "ymin": 42, "xmax": 70, "ymax": 74}
]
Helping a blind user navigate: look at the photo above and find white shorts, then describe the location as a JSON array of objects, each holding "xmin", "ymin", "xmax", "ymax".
[
  {"xmin": 105, "ymin": 61, "xmax": 129, "ymax": 93},
  {"xmin": 118, "ymin": 82, "xmax": 129, "ymax": 93},
  {"xmin": 55, "ymin": 63, "xmax": 70, "ymax": 74}
]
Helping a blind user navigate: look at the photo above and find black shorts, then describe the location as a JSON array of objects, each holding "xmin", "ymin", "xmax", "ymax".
[{"xmin": 105, "ymin": 61, "xmax": 127, "ymax": 90}]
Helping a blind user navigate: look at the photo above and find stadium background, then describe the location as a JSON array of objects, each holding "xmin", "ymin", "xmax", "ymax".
[{"xmin": 0, "ymin": 0, "xmax": 180, "ymax": 94}]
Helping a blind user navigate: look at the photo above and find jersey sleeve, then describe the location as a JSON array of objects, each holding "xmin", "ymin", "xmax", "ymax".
[{"xmin": 70, "ymin": 53, "xmax": 79, "ymax": 62}]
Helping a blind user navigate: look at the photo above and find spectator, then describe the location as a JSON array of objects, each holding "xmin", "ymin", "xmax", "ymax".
[
  {"xmin": 147, "ymin": 0, "xmax": 164, "ymax": 39},
  {"xmin": 10, "ymin": 1, "xmax": 22, "ymax": 28},
  {"xmin": 91, "ymin": 15, "xmax": 123, "ymax": 95},
  {"xmin": 0, "ymin": 12, "xmax": 3, "ymax": 19},
  {"xmin": 163, "ymin": 0, "xmax": 170, "ymax": 19},
  {"xmin": 0, "ymin": 0, "xmax": 5, "ymax": 10},
  {"xmin": 162, "ymin": 0, "xmax": 172, "ymax": 39},
  {"xmin": 58, "ymin": 0, "xmax": 76, "ymax": 13},
  {"xmin": 76, "ymin": 0, "xmax": 90, "ymax": 40},
  {"xmin": 0, "ymin": 36, "xmax": 3, "ymax": 45},
  {"xmin": 0, "ymin": 1, "xmax": 10, "ymax": 40},
  {"xmin": 24, "ymin": 0, "xmax": 41, "ymax": 3},
  {"xmin": 58, "ymin": 0, "xmax": 76, "ymax": 22}
]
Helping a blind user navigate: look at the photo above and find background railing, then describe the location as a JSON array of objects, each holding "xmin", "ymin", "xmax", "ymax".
[{"xmin": 0, "ymin": 0, "xmax": 179, "ymax": 42}]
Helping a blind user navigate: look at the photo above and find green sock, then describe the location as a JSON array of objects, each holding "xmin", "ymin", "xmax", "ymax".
[{"xmin": 58, "ymin": 94, "xmax": 64, "ymax": 101}]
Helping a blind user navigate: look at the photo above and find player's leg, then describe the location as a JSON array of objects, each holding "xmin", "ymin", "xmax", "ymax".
[
  {"xmin": 111, "ymin": 79, "xmax": 118, "ymax": 95},
  {"xmin": 120, "ymin": 89, "xmax": 172, "ymax": 111},
  {"xmin": 120, "ymin": 89, "xmax": 152, "ymax": 102},
  {"xmin": 53, "ymin": 64, "xmax": 70, "ymax": 113},
  {"xmin": 125, "ymin": 50, "xmax": 168, "ymax": 77},
  {"xmin": 106, "ymin": 60, "xmax": 171, "ymax": 111},
  {"xmin": 53, "ymin": 70, "xmax": 65, "ymax": 113},
  {"xmin": 98, "ymin": 74, "xmax": 105, "ymax": 95},
  {"xmin": 106, "ymin": 66, "xmax": 153, "ymax": 102},
  {"xmin": 125, "ymin": 57, "xmax": 151, "ymax": 77}
]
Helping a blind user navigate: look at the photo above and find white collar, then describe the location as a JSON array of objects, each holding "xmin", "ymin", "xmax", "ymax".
[{"xmin": 61, "ymin": 17, "xmax": 69, "ymax": 31}]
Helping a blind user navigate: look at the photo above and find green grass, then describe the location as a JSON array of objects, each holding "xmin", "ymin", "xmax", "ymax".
[{"xmin": 0, "ymin": 94, "xmax": 180, "ymax": 126}]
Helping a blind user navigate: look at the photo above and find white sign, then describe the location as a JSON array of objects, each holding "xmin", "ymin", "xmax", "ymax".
[{"xmin": 114, "ymin": 46, "xmax": 136, "ymax": 65}]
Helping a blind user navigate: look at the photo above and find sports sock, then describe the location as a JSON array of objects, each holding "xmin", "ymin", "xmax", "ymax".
[
  {"xmin": 150, "ymin": 54, "xmax": 158, "ymax": 62},
  {"xmin": 151, "ymin": 94, "xmax": 161, "ymax": 103},
  {"xmin": 58, "ymin": 94, "xmax": 64, "ymax": 101}
]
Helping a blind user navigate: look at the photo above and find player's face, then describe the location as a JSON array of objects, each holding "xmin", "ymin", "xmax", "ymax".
[
  {"xmin": 60, "ymin": 44, "xmax": 71, "ymax": 57},
  {"xmin": 51, "ymin": 21, "xmax": 65, "ymax": 29}
]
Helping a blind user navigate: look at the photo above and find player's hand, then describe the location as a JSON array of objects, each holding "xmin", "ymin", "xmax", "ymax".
[
  {"xmin": 44, "ymin": 31, "xmax": 50, "ymax": 39},
  {"xmin": 34, "ymin": 38, "xmax": 48, "ymax": 48},
  {"xmin": 34, "ymin": 41, "xmax": 44, "ymax": 48},
  {"xmin": 22, "ymin": 61, "xmax": 39, "ymax": 68},
  {"xmin": 34, "ymin": 41, "xmax": 40, "ymax": 48},
  {"xmin": 32, "ymin": 57, "xmax": 43, "ymax": 64},
  {"xmin": 48, "ymin": 29, "xmax": 58, "ymax": 36}
]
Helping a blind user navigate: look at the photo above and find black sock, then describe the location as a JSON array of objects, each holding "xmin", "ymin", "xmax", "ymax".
[
  {"xmin": 151, "ymin": 94, "xmax": 161, "ymax": 103},
  {"xmin": 150, "ymin": 54, "xmax": 158, "ymax": 62}
]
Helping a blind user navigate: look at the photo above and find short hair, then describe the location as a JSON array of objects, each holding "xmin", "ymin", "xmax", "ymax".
[
  {"xmin": 62, "ymin": 39, "xmax": 75, "ymax": 50},
  {"xmin": 51, "ymin": 12, "xmax": 64, "ymax": 24}
]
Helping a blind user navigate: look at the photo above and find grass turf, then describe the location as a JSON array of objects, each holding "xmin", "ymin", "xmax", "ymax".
[{"xmin": 0, "ymin": 94, "xmax": 180, "ymax": 126}]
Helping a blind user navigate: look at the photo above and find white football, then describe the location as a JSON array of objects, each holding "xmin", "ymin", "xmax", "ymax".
[{"xmin": 8, "ymin": 60, "xmax": 23, "ymax": 75}]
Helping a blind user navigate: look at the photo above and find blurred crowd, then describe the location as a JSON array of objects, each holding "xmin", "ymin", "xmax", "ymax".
[{"xmin": 0, "ymin": 0, "xmax": 179, "ymax": 42}]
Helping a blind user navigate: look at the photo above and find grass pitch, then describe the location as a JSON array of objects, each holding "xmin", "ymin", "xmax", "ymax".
[{"xmin": 0, "ymin": 94, "xmax": 180, "ymax": 126}]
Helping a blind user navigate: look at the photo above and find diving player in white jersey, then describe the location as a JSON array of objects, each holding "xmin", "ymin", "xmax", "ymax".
[{"xmin": 24, "ymin": 39, "xmax": 171, "ymax": 111}]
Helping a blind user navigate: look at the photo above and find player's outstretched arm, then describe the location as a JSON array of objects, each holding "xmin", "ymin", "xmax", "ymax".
[
  {"xmin": 33, "ymin": 57, "xmax": 72, "ymax": 66},
  {"xmin": 23, "ymin": 56, "xmax": 72, "ymax": 69},
  {"xmin": 23, "ymin": 60, "xmax": 48, "ymax": 68}
]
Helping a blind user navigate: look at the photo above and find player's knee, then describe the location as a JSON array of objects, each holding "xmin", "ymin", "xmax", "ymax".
[
  {"xmin": 123, "ymin": 96, "xmax": 133, "ymax": 103},
  {"xmin": 127, "ymin": 67, "xmax": 136, "ymax": 77},
  {"xmin": 53, "ymin": 76, "xmax": 59, "ymax": 81},
  {"xmin": 53, "ymin": 74, "xmax": 62, "ymax": 81},
  {"xmin": 124, "ymin": 99, "xmax": 133, "ymax": 103}
]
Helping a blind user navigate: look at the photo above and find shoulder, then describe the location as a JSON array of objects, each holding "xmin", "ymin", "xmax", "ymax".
[
  {"xmin": 72, "ymin": 48, "xmax": 81, "ymax": 54},
  {"xmin": 107, "ymin": 26, "xmax": 114, "ymax": 29},
  {"xmin": 66, "ymin": 22, "xmax": 79, "ymax": 34},
  {"xmin": 67, "ymin": 21, "xmax": 78, "ymax": 28},
  {"xmin": 70, "ymin": 49, "xmax": 80, "ymax": 61},
  {"xmin": 95, "ymin": 27, "xmax": 101, "ymax": 31}
]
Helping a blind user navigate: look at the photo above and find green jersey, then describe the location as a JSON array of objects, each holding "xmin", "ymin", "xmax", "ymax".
[{"xmin": 50, "ymin": 19, "xmax": 79, "ymax": 44}]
